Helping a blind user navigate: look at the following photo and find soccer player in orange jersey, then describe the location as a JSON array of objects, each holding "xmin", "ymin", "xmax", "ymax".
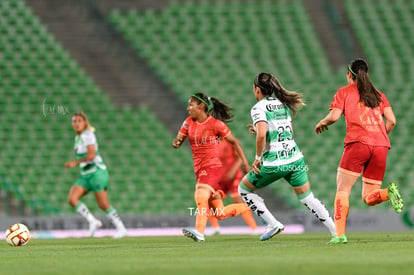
[
  {"xmin": 206, "ymin": 139, "xmax": 258, "ymax": 235},
  {"xmin": 315, "ymin": 58, "xmax": 404, "ymax": 244},
  {"xmin": 173, "ymin": 93, "xmax": 251, "ymax": 242}
]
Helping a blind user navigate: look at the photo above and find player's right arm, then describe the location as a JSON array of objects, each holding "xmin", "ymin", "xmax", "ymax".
[
  {"xmin": 173, "ymin": 118, "xmax": 189, "ymax": 149},
  {"xmin": 65, "ymin": 144, "xmax": 96, "ymax": 168},
  {"xmin": 172, "ymin": 133, "xmax": 186, "ymax": 149},
  {"xmin": 225, "ymin": 133, "xmax": 250, "ymax": 174},
  {"xmin": 315, "ymin": 108, "xmax": 342, "ymax": 134}
]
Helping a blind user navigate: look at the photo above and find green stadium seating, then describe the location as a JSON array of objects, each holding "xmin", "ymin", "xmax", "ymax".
[{"xmin": 0, "ymin": 0, "xmax": 195, "ymax": 215}]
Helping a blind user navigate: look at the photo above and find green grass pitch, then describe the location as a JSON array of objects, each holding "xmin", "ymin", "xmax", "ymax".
[{"xmin": 1, "ymin": 232, "xmax": 413, "ymax": 275}]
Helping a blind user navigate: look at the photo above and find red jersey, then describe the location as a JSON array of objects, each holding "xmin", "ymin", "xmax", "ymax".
[
  {"xmin": 218, "ymin": 139, "xmax": 240, "ymax": 178},
  {"xmin": 330, "ymin": 83, "xmax": 391, "ymax": 148},
  {"xmin": 179, "ymin": 116, "xmax": 231, "ymax": 173}
]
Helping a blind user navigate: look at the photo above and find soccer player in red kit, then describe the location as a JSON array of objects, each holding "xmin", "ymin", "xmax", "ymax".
[
  {"xmin": 207, "ymin": 139, "xmax": 258, "ymax": 235},
  {"xmin": 173, "ymin": 93, "xmax": 251, "ymax": 242},
  {"xmin": 315, "ymin": 58, "xmax": 404, "ymax": 244}
]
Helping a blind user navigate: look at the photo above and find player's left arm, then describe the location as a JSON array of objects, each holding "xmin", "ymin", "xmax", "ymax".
[
  {"xmin": 225, "ymin": 133, "xmax": 251, "ymax": 174},
  {"xmin": 64, "ymin": 145, "xmax": 96, "ymax": 168},
  {"xmin": 225, "ymin": 154, "xmax": 243, "ymax": 180}
]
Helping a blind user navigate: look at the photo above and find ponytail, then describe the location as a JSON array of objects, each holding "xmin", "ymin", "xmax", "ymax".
[
  {"xmin": 191, "ymin": 93, "xmax": 234, "ymax": 123},
  {"xmin": 254, "ymin": 72, "xmax": 305, "ymax": 116},
  {"xmin": 349, "ymin": 59, "xmax": 381, "ymax": 108}
]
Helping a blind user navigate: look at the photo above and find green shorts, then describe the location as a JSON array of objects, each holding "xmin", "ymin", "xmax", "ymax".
[
  {"xmin": 246, "ymin": 158, "xmax": 308, "ymax": 189},
  {"xmin": 74, "ymin": 169, "xmax": 109, "ymax": 192}
]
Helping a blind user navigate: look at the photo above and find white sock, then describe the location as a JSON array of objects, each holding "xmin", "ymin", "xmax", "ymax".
[
  {"xmin": 238, "ymin": 185, "xmax": 283, "ymax": 227},
  {"xmin": 300, "ymin": 192, "xmax": 336, "ymax": 236},
  {"xmin": 106, "ymin": 207, "xmax": 126, "ymax": 230},
  {"xmin": 75, "ymin": 202, "xmax": 97, "ymax": 223}
]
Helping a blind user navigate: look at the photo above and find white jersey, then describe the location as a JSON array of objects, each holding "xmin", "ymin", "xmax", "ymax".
[
  {"xmin": 74, "ymin": 130, "xmax": 106, "ymax": 175},
  {"xmin": 250, "ymin": 97, "xmax": 303, "ymax": 166}
]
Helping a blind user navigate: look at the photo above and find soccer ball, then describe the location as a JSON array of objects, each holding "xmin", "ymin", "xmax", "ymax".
[{"xmin": 5, "ymin": 223, "xmax": 30, "ymax": 246}]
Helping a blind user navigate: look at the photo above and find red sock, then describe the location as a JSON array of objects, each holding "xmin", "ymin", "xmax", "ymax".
[
  {"xmin": 194, "ymin": 188, "xmax": 212, "ymax": 234},
  {"xmin": 241, "ymin": 210, "xmax": 258, "ymax": 230},
  {"xmin": 334, "ymin": 191, "xmax": 349, "ymax": 236},
  {"xmin": 210, "ymin": 199, "xmax": 250, "ymax": 220},
  {"xmin": 364, "ymin": 189, "xmax": 389, "ymax": 206},
  {"xmin": 208, "ymin": 216, "xmax": 220, "ymax": 229},
  {"xmin": 218, "ymin": 203, "xmax": 250, "ymax": 219}
]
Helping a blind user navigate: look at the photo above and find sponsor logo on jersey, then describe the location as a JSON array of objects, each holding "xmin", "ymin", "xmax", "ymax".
[{"xmin": 266, "ymin": 103, "xmax": 284, "ymax": 112}]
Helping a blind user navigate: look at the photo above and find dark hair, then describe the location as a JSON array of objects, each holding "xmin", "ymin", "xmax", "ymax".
[
  {"xmin": 348, "ymin": 58, "xmax": 381, "ymax": 108},
  {"xmin": 254, "ymin": 72, "xmax": 305, "ymax": 116},
  {"xmin": 191, "ymin": 92, "xmax": 234, "ymax": 123}
]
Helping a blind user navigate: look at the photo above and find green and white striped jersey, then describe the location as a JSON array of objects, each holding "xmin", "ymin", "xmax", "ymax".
[
  {"xmin": 74, "ymin": 130, "xmax": 106, "ymax": 175},
  {"xmin": 250, "ymin": 97, "xmax": 303, "ymax": 166}
]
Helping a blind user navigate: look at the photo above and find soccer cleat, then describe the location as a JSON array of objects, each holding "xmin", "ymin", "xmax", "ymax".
[
  {"xmin": 259, "ymin": 224, "xmax": 284, "ymax": 241},
  {"xmin": 328, "ymin": 234, "xmax": 348, "ymax": 244},
  {"xmin": 182, "ymin": 228, "xmax": 205, "ymax": 242},
  {"xmin": 113, "ymin": 227, "xmax": 128, "ymax": 239},
  {"xmin": 387, "ymin": 182, "xmax": 404, "ymax": 213},
  {"xmin": 88, "ymin": 219, "xmax": 102, "ymax": 237}
]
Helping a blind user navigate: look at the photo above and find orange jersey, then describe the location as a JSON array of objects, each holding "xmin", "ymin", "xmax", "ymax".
[
  {"xmin": 179, "ymin": 116, "xmax": 231, "ymax": 173},
  {"xmin": 218, "ymin": 139, "xmax": 242, "ymax": 179},
  {"xmin": 330, "ymin": 83, "xmax": 391, "ymax": 148},
  {"xmin": 218, "ymin": 139, "xmax": 243, "ymax": 194}
]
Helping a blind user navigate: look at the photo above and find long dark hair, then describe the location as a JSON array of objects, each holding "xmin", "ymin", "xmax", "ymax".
[
  {"xmin": 191, "ymin": 92, "xmax": 234, "ymax": 123},
  {"xmin": 348, "ymin": 58, "xmax": 381, "ymax": 108},
  {"xmin": 254, "ymin": 72, "xmax": 305, "ymax": 116}
]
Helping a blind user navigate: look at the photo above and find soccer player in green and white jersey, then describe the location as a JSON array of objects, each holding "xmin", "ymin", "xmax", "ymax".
[
  {"xmin": 238, "ymin": 72, "xmax": 336, "ymax": 241},
  {"xmin": 65, "ymin": 112, "xmax": 127, "ymax": 238}
]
